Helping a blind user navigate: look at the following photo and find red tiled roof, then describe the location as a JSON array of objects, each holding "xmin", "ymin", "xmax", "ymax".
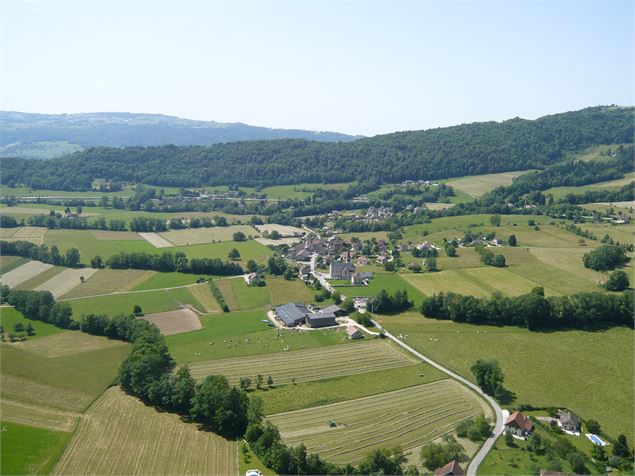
[
  {"xmin": 505, "ymin": 411, "xmax": 533, "ymax": 432},
  {"xmin": 434, "ymin": 460, "xmax": 464, "ymax": 476}
]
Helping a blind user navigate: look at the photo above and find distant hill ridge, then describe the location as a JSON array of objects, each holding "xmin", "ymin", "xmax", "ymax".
[
  {"xmin": 1, "ymin": 106, "xmax": 632, "ymax": 189},
  {"xmin": 0, "ymin": 111, "xmax": 359, "ymax": 158}
]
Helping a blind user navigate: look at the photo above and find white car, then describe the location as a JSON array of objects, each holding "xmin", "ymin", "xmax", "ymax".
[{"xmin": 246, "ymin": 470, "xmax": 263, "ymax": 476}]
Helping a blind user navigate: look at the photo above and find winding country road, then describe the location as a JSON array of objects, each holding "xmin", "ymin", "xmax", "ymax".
[{"xmin": 371, "ymin": 320, "xmax": 504, "ymax": 476}]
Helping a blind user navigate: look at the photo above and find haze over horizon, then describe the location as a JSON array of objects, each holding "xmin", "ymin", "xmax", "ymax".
[{"xmin": 2, "ymin": 1, "xmax": 632, "ymax": 136}]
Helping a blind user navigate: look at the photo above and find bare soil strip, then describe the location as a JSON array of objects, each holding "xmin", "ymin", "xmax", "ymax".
[
  {"xmin": 138, "ymin": 232, "xmax": 174, "ymax": 248},
  {"xmin": 140, "ymin": 308, "xmax": 202, "ymax": 335},
  {"xmin": 34, "ymin": 267, "xmax": 99, "ymax": 298}
]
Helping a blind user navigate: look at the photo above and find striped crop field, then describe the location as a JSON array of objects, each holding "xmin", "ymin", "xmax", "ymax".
[
  {"xmin": 186, "ymin": 339, "xmax": 417, "ymax": 385},
  {"xmin": 53, "ymin": 387, "xmax": 237, "ymax": 475},
  {"xmin": 268, "ymin": 379, "xmax": 488, "ymax": 464}
]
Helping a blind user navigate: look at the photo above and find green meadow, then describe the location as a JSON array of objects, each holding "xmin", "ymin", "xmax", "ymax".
[
  {"xmin": 0, "ymin": 307, "xmax": 66, "ymax": 340},
  {"xmin": 376, "ymin": 312, "xmax": 634, "ymax": 440}
]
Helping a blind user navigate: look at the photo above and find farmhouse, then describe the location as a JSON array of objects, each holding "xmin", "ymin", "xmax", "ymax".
[
  {"xmin": 351, "ymin": 271, "xmax": 373, "ymax": 286},
  {"xmin": 434, "ymin": 460, "xmax": 464, "ymax": 476},
  {"xmin": 557, "ymin": 410, "xmax": 581, "ymax": 433},
  {"xmin": 357, "ymin": 256, "xmax": 369, "ymax": 265},
  {"xmin": 330, "ymin": 261, "xmax": 356, "ymax": 279},
  {"xmin": 320, "ymin": 304, "xmax": 346, "ymax": 317},
  {"xmin": 347, "ymin": 325, "xmax": 363, "ymax": 339},
  {"xmin": 504, "ymin": 411, "xmax": 533, "ymax": 437},
  {"xmin": 245, "ymin": 273, "xmax": 259, "ymax": 285},
  {"xmin": 275, "ymin": 302, "xmax": 312, "ymax": 327}
]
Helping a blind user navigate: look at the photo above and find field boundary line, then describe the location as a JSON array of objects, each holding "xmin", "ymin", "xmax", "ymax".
[{"xmin": 57, "ymin": 282, "xmax": 204, "ymax": 301}]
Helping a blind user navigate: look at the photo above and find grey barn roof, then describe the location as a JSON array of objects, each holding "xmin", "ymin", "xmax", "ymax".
[
  {"xmin": 275, "ymin": 302, "xmax": 310, "ymax": 326},
  {"xmin": 320, "ymin": 305, "xmax": 343, "ymax": 315}
]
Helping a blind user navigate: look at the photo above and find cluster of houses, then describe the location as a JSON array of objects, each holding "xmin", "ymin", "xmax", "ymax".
[
  {"xmin": 504, "ymin": 409, "xmax": 581, "ymax": 439},
  {"xmin": 400, "ymin": 179, "xmax": 439, "ymax": 187}
]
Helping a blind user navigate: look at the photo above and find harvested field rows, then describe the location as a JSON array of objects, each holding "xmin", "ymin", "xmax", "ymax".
[
  {"xmin": 0, "ymin": 227, "xmax": 20, "ymax": 238},
  {"xmin": 60, "ymin": 269, "xmax": 154, "ymax": 299},
  {"xmin": 141, "ymin": 308, "xmax": 202, "ymax": 336},
  {"xmin": 187, "ymin": 339, "xmax": 416, "ymax": 385},
  {"xmin": 160, "ymin": 224, "xmax": 259, "ymax": 245},
  {"xmin": 529, "ymin": 247, "xmax": 607, "ymax": 285},
  {"xmin": 53, "ymin": 387, "xmax": 238, "ymax": 475},
  {"xmin": 16, "ymin": 331, "xmax": 125, "ymax": 358},
  {"xmin": 1, "ymin": 260, "xmax": 53, "ymax": 288},
  {"xmin": 138, "ymin": 232, "xmax": 174, "ymax": 248},
  {"xmin": 0, "ymin": 256, "xmax": 28, "ymax": 273},
  {"xmin": 35, "ymin": 267, "xmax": 99, "ymax": 298},
  {"xmin": 188, "ymin": 283, "xmax": 221, "ymax": 313},
  {"xmin": 14, "ymin": 266, "xmax": 65, "ymax": 291},
  {"xmin": 269, "ymin": 379, "xmax": 486, "ymax": 464},
  {"xmin": 90, "ymin": 230, "xmax": 144, "ymax": 240},
  {"xmin": 1, "ymin": 399, "xmax": 79, "ymax": 432},
  {"xmin": 255, "ymin": 224, "xmax": 305, "ymax": 236},
  {"xmin": 6, "ymin": 226, "xmax": 48, "ymax": 244}
]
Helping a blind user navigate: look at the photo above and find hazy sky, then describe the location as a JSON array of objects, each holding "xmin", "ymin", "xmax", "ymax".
[{"xmin": 1, "ymin": 0, "xmax": 632, "ymax": 136}]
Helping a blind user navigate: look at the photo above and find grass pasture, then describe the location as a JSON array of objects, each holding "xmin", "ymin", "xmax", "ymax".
[
  {"xmin": 261, "ymin": 182, "xmax": 352, "ymax": 200},
  {"xmin": 267, "ymin": 277, "xmax": 314, "ymax": 305},
  {"xmin": 269, "ymin": 379, "xmax": 488, "ymax": 464},
  {"xmin": 66, "ymin": 286, "xmax": 207, "ymax": 317},
  {"xmin": 160, "ymin": 224, "xmax": 259, "ymax": 245},
  {"xmin": 52, "ymin": 387, "xmax": 238, "ymax": 475},
  {"xmin": 444, "ymin": 170, "xmax": 531, "ymax": 197},
  {"xmin": 187, "ymin": 338, "xmax": 416, "ymax": 385},
  {"xmin": 130, "ymin": 271, "xmax": 197, "ymax": 290},
  {"xmin": 529, "ymin": 247, "xmax": 608, "ymax": 285},
  {"xmin": 375, "ymin": 312, "xmax": 635, "ymax": 440},
  {"xmin": 141, "ymin": 308, "xmax": 202, "ymax": 336},
  {"xmin": 215, "ymin": 277, "xmax": 271, "ymax": 311},
  {"xmin": 1, "ymin": 332, "xmax": 130, "ymax": 412},
  {"xmin": 544, "ymin": 172, "xmax": 635, "ymax": 200},
  {"xmin": 0, "ymin": 421, "xmax": 72, "ymax": 476},
  {"xmin": 166, "ymin": 310, "xmax": 351, "ymax": 363},
  {"xmin": 0, "ymin": 307, "xmax": 66, "ymax": 340},
  {"xmin": 332, "ymin": 272, "xmax": 426, "ymax": 307}
]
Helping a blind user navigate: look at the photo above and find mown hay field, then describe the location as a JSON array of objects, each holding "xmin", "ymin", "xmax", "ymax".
[
  {"xmin": 1, "ymin": 400, "xmax": 79, "ymax": 432},
  {"xmin": 66, "ymin": 286, "xmax": 208, "ymax": 317},
  {"xmin": 529, "ymin": 247, "xmax": 609, "ymax": 285},
  {"xmin": 0, "ymin": 260, "xmax": 53, "ymax": 288},
  {"xmin": 138, "ymin": 232, "xmax": 174, "ymax": 248},
  {"xmin": 34, "ymin": 267, "xmax": 99, "ymax": 298},
  {"xmin": 444, "ymin": 170, "xmax": 531, "ymax": 197},
  {"xmin": 0, "ymin": 255, "xmax": 28, "ymax": 273},
  {"xmin": 2, "ymin": 226, "xmax": 48, "ymax": 244},
  {"xmin": 215, "ymin": 277, "xmax": 270, "ymax": 310},
  {"xmin": 60, "ymin": 269, "xmax": 155, "ymax": 298},
  {"xmin": 160, "ymin": 224, "xmax": 259, "ymax": 245},
  {"xmin": 375, "ymin": 312, "xmax": 635, "ymax": 440},
  {"xmin": 14, "ymin": 265, "xmax": 65, "ymax": 291},
  {"xmin": 1, "ymin": 331, "xmax": 130, "ymax": 412},
  {"xmin": 52, "ymin": 387, "xmax": 238, "ymax": 476},
  {"xmin": 267, "ymin": 277, "xmax": 313, "ymax": 306},
  {"xmin": 187, "ymin": 339, "xmax": 416, "ymax": 385},
  {"xmin": 269, "ymin": 379, "xmax": 487, "ymax": 464},
  {"xmin": 255, "ymin": 224, "xmax": 305, "ymax": 236}
]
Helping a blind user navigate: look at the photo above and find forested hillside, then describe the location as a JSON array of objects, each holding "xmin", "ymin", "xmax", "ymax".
[
  {"xmin": 2, "ymin": 106, "xmax": 632, "ymax": 190},
  {"xmin": 0, "ymin": 111, "xmax": 357, "ymax": 158}
]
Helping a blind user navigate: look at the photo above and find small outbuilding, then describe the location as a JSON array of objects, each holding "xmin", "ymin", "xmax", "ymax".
[
  {"xmin": 557, "ymin": 410, "xmax": 581, "ymax": 433},
  {"xmin": 346, "ymin": 325, "xmax": 363, "ymax": 340},
  {"xmin": 434, "ymin": 460, "xmax": 464, "ymax": 476},
  {"xmin": 305, "ymin": 312, "xmax": 337, "ymax": 328}
]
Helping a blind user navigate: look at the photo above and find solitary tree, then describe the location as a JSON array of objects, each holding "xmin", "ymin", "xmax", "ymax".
[
  {"xmin": 445, "ymin": 244, "xmax": 457, "ymax": 257},
  {"xmin": 239, "ymin": 377, "xmax": 252, "ymax": 390},
  {"xmin": 13, "ymin": 322, "xmax": 24, "ymax": 333},
  {"xmin": 604, "ymin": 270, "xmax": 630, "ymax": 291},
  {"xmin": 233, "ymin": 231, "xmax": 246, "ymax": 242},
  {"xmin": 256, "ymin": 374, "xmax": 263, "ymax": 389},
  {"xmin": 490, "ymin": 214, "xmax": 501, "ymax": 227},
  {"xmin": 471, "ymin": 359, "xmax": 505, "ymax": 397},
  {"xmin": 228, "ymin": 248, "xmax": 241, "ymax": 260},
  {"xmin": 133, "ymin": 305, "xmax": 143, "ymax": 316},
  {"xmin": 425, "ymin": 256, "xmax": 437, "ymax": 272},
  {"xmin": 267, "ymin": 375, "xmax": 273, "ymax": 387},
  {"xmin": 612, "ymin": 434, "xmax": 631, "ymax": 458},
  {"xmin": 246, "ymin": 260, "xmax": 258, "ymax": 273},
  {"xmin": 508, "ymin": 234, "xmax": 517, "ymax": 246},
  {"xmin": 26, "ymin": 322, "xmax": 35, "ymax": 336},
  {"xmin": 586, "ymin": 419, "xmax": 601, "ymax": 434}
]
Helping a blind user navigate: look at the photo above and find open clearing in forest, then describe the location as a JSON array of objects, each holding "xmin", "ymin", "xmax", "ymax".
[
  {"xmin": 141, "ymin": 308, "xmax": 202, "ymax": 336},
  {"xmin": 0, "ymin": 260, "xmax": 53, "ymax": 288},
  {"xmin": 53, "ymin": 387, "xmax": 238, "ymax": 476},
  {"xmin": 160, "ymin": 224, "xmax": 259, "ymax": 245},
  {"xmin": 1, "ymin": 332, "xmax": 129, "ymax": 412},
  {"xmin": 34, "ymin": 267, "xmax": 99, "ymax": 298},
  {"xmin": 376, "ymin": 312, "xmax": 635, "ymax": 441},
  {"xmin": 269, "ymin": 379, "xmax": 487, "ymax": 464},
  {"xmin": 1, "ymin": 399, "xmax": 79, "ymax": 432},
  {"xmin": 138, "ymin": 232, "xmax": 174, "ymax": 248},
  {"xmin": 444, "ymin": 170, "xmax": 532, "ymax": 197},
  {"xmin": 255, "ymin": 224, "xmax": 305, "ymax": 236},
  {"xmin": 187, "ymin": 339, "xmax": 416, "ymax": 385}
]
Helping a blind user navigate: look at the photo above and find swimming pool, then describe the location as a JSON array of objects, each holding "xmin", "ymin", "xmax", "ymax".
[{"xmin": 586, "ymin": 433, "xmax": 607, "ymax": 446}]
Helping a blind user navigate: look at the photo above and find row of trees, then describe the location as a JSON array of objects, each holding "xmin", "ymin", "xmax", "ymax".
[
  {"xmin": 0, "ymin": 241, "xmax": 81, "ymax": 267},
  {"xmin": 106, "ymin": 251, "xmax": 243, "ymax": 276},
  {"xmin": 420, "ymin": 288, "xmax": 634, "ymax": 330}
]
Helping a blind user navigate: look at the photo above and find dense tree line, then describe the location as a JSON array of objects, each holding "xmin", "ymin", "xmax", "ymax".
[
  {"xmin": 582, "ymin": 244, "xmax": 632, "ymax": 271},
  {"xmin": 420, "ymin": 289, "xmax": 634, "ymax": 330},
  {"xmin": 3, "ymin": 107, "xmax": 632, "ymax": 190},
  {"xmin": 371, "ymin": 290, "xmax": 413, "ymax": 314},
  {"xmin": 558, "ymin": 182, "xmax": 634, "ymax": 205},
  {"xmin": 106, "ymin": 251, "xmax": 244, "ymax": 276},
  {"xmin": 0, "ymin": 240, "xmax": 81, "ymax": 267},
  {"xmin": 209, "ymin": 281, "xmax": 229, "ymax": 312}
]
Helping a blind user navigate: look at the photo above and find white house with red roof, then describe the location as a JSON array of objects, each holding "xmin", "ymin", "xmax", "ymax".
[{"xmin": 504, "ymin": 411, "xmax": 534, "ymax": 438}]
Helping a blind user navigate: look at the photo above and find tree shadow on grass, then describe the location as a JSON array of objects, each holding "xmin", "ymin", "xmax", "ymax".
[{"xmin": 496, "ymin": 387, "xmax": 517, "ymax": 406}]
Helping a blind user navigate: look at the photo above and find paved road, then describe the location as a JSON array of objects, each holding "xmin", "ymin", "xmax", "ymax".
[{"xmin": 371, "ymin": 320, "xmax": 504, "ymax": 476}]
